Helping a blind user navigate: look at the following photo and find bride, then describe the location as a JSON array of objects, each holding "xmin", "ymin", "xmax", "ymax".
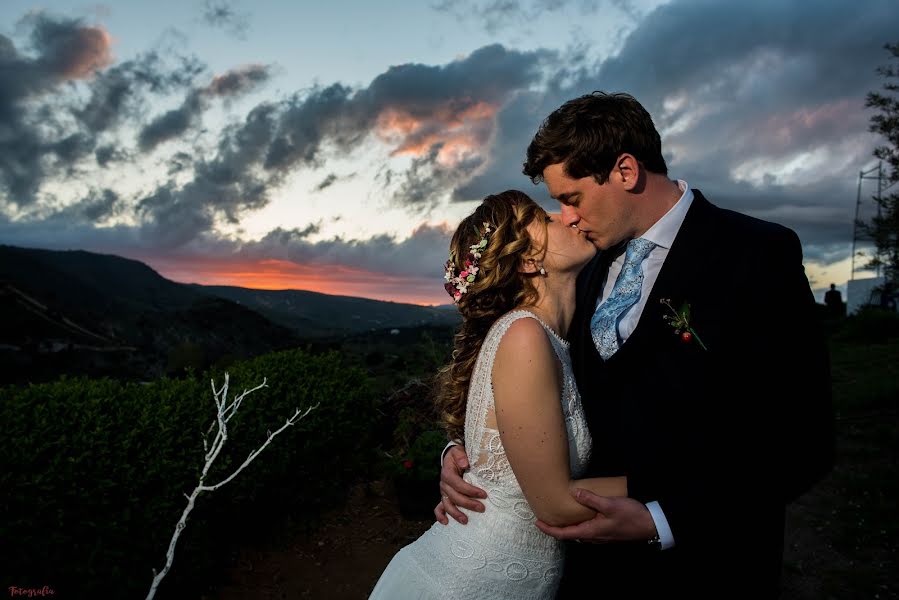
[{"xmin": 369, "ymin": 190, "xmax": 627, "ymax": 599}]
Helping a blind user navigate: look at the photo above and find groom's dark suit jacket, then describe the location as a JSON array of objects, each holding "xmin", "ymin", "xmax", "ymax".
[{"xmin": 558, "ymin": 191, "xmax": 834, "ymax": 599}]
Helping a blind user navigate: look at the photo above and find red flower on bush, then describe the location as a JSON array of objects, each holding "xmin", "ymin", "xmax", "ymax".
[{"xmin": 403, "ymin": 459, "xmax": 414, "ymax": 470}]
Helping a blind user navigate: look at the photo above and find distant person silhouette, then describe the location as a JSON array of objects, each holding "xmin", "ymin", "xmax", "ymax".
[{"xmin": 824, "ymin": 283, "xmax": 844, "ymax": 317}]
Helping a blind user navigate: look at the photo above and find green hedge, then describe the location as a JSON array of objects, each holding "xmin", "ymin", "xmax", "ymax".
[
  {"xmin": 832, "ymin": 307, "xmax": 899, "ymax": 343},
  {"xmin": 0, "ymin": 347, "xmax": 375, "ymax": 599}
]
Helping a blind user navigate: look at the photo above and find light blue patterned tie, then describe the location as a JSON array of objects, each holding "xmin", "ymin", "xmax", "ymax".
[{"xmin": 590, "ymin": 238, "xmax": 657, "ymax": 360}]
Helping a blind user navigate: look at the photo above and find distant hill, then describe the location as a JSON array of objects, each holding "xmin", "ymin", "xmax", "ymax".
[
  {"xmin": 0, "ymin": 245, "xmax": 300, "ymax": 383},
  {"xmin": 0, "ymin": 244, "xmax": 459, "ymax": 384},
  {"xmin": 191, "ymin": 285, "xmax": 460, "ymax": 338}
]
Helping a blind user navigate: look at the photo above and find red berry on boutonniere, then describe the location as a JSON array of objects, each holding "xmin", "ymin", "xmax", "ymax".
[{"xmin": 660, "ymin": 298, "xmax": 708, "ymax": 351}]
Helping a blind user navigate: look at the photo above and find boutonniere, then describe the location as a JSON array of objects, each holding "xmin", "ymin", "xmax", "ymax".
[{"xmin": 660, "ymin": 298, "xmax": 708, "ymax": 351}]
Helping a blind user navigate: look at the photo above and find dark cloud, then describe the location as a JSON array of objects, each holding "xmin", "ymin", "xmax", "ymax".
[
  {"xmin": 804, "ymin": 242, "xmax": 855, "ymax": 268},
  {"xmin": 2, "ymin": 21, "xmax": 545, "ymax": 244},
  {"xmin": 239, "ymin": 222, "xmax": 452, "ymax": 279},
  {"xmin": 364, "ymin": 43, "xmax": 546, "ymax": 109},
  {"xmin": 138, "ymin": 92, "xmax": 205, "ymax": 151},
  {"xmin": 25, "ymin": 13, "xmax": 112, "ymax": 79},
  {"xmin": 0, "ymin": 125, "xmax": 45, "ymax": 206},
  {"xmin": 0, "ymin": 15, "xmax": 115, "ymax": 206},
  {"xmin": 452, "ymin": 90, "xmax": 548, "ymax": 202},
  {"xmin": 94, "ymin": 145, "xmax": 129, "ymax": 168},
  {"xmin": 313, "ymin": 171, "xmax": 357, "ymax": 192},
  {"xmin": 454, "ymin": 0, "xmax": 899, "ymax": 269},
  {"xmin": 587, "ymin": 0, "xmax": 899, "ymax": 133},
  {"xmin": 76, "ymin": 52, "xmax": 203, "ymax": 133},
  {"xmin": 432, "ymin": 0, "xmax": 522, "ymax": 34},
  {"xmin": 430, "ymin": 0, "xmax": 632, "ymax": 34},
  {"xmin": 0, "ymin": 210, "xmax": 452, "ymax": 295},
  {"xmin": 136, "ymin": 101, "xmax": 282, "ymax": 236},
  {"xmin": 262, "ymin": 83, "xmax": 358, "ymax": 171},
  {"xmin": 592, "ymin": 0, "xmax": 898, "ymax": 256},
  {"xmin": 78, "ymin": 189, "xmax": 121, "ymax": 221},
  {"xmin": 135, "ymin": 102, "xmax": 279, "ymax": 246},
  {"xmin": 0, "ymin": 187, "xmax": 126, "ymax": 257},
  {"xmin": 683, "ymin": 170, "xmax": 858, "ymax": 252},
  {"xmin": 132, "ymin": 44, "xmax": 549, "ymax": 247},
  {"xmin": 5, "ymin": 0, "xmax": 890, "ymax": 284},
  {"xmin": 0, "ymin": 215, "xmax": 143, "ymax": 254},
  {"xmin": 314, "ymin": 174, "xmax": 338, "ymax": 191},
  {"xmin": 0, "ymin": 13, "xmax": 204, "ymax": 208},
  {"xmin": 251, "ymin": 43, "xmax": 548, "ymax": 180},
  {"xmin": 206, "ymin": 64, "xmax": 270, "ymax": 97},
  {"xmin": 138, "ymin": 65, "xmax": 271, "ymax": 151},
  {"xmin": 202, "ymin": 0, "xmax": 250, "ymax": 39},
  {"xmin": 395, "ymin": 144, "xmax": 486, "ymax": 209},
  {"xmin": 137, "ymin": 183, "xmax": 216, "ymax": 247},
  {"xmin": 166, "ymin": 151, "xmax": 194, "ymax": 175},
  {"xmin": 50, "ymin": 133, "xmax": 94, "ymax": 166},
  {"xmin": 362, "ymin": 44, "xmax": 551, "ymax": 206},
  {"xmin": 39, "ymin": 188, "xmax": 123, "ymax": 223}
]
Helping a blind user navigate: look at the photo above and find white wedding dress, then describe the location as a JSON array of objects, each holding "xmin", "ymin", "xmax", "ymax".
[{"xmin": 369, "ymin": 310, "xmax": 593, "ymax": 599}]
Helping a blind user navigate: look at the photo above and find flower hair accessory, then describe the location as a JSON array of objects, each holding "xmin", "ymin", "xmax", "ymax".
[{"xmin": 444, "ymin": 222, "xmax": 492, "ymax": 303}]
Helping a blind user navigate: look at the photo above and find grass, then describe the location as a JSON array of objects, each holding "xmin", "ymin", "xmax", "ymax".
[{"xmin": 782, "ymin": 314, "xmax": 898, "ymax": 599}]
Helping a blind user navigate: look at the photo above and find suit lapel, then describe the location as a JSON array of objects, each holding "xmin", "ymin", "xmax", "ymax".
[
  {"xmin": 649, "ymin": 191, "xmax": 713, "ymax": 300},
  {"xmin": 572, "ymin": 192, "xmax": 717, "ymax": 396},
  {"xmin": 626, "ymin": 191, "xmax": 716, "ymax": 347}
]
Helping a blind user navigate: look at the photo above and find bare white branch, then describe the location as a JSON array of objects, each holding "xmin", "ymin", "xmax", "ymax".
[
  {"xmin": 200, "ymin": 404, "xmax": 318, "ymax": 492},
  {"xmin": 145, "ymin": 373, "xmax": 315, "ymax": 600}
]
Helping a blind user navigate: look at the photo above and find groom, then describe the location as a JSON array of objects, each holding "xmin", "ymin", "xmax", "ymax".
[{"xmin": 436, "ymin": 92, "xmax": 834, "ymax": 598}]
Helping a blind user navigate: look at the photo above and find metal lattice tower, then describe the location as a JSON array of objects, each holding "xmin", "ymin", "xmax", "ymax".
[{"xmin": 851, "ymin": 162, "xmax": 887, "ymax": 280}]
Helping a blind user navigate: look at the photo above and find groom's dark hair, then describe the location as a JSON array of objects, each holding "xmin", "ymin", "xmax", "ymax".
[{"xmin": 523, "ymin": 91, "xmax": 668, "ymax": 184}]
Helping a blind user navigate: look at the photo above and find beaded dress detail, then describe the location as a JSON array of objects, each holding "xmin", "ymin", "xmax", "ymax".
[{"xmin": 369, "ymin": 310, "xmax": 593, "ymax": 599}]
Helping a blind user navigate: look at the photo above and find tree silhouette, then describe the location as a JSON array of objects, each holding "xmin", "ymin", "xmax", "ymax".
[{"xmin": 862, "ymin": 42, "xmax": 899, "ymax": 303}]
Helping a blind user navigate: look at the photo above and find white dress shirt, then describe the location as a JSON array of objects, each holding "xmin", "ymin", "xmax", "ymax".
[
  {"xmin": 595, "ymin": 179, "xmax": 693, "ymax": 550},
  {"xmin": 599, "ymin": 180, "xmax": 694, "ymax": 341}
]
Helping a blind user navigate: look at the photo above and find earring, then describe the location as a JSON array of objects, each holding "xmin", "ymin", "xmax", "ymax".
[{"xmin": 538, "ymin": 264, "xmax": 546, "ymax": 276}]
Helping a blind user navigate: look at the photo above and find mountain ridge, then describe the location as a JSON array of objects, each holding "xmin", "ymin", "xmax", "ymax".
[
  {"xmin": 191, "ymin": 284, "xmax": 459, "ymax": 338},
  {"xmin": 0, "ymin": 244, "xmax": 459, "ymax": 383}
]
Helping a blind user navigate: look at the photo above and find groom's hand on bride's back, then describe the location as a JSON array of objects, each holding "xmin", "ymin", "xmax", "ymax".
[{"xmin": 434, "ymin": 445, "xmax": 488, "ymax": 525}]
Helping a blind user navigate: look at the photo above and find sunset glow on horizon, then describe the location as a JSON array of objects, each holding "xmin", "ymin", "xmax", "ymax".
[{"xmin": 141, "ymin": 256, "xmax": 449, "ymax": 306}]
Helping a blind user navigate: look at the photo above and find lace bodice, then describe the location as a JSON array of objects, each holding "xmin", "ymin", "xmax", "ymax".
[
  {"xmin": 464, "ymin": 310, "xmax": 593, "ymax": 515},
  {"xmin": 369, "ymin": 310, "xmax": 593, "ymax": 600}
]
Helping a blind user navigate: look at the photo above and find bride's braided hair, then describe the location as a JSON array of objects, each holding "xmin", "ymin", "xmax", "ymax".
[{"xmin": 435, "ymin": 190, "xmax": 547, "ymax": 442}]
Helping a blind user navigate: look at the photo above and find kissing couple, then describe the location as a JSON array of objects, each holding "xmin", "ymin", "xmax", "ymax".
[{"xmin": 369, "ymin": 91, "xmax": 834, "ymax": 600}]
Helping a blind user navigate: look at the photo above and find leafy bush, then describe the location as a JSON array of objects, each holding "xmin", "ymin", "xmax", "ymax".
[
  {"xmin": 833, "ymin": 307, "xmax": 899, "ymax": 343},
  {"xmin": 0, "ymin": 347, "xmax": 374, "ymax": 599},
  {"xmin": 388, "ymin": 429, "xmax": 448, "ymax": 483}
]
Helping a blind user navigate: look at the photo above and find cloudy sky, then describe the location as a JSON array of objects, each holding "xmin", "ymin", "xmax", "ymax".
[{"xmin": 0, "ymin": 0, "xmax": 895, "ymax": 305}]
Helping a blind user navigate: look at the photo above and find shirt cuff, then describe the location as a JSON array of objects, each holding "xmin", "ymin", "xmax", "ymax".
[
  {"xmin": 645, "ymin": 501, "xmax": 675, "ymax": 550},
  {"xmin": 440, "ymin": 439, "xmax": 461, "ymax": 467}
]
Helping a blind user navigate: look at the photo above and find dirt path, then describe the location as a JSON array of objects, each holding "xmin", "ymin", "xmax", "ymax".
[
  {"xmin": 205, "ymin": 479, "xmax": 433, "ymax": 599},
  {"xmin": 206, "ymin": 465, "xmax": 888, "ymax": 599},
  {"xmin": 205, "ymin": 485, "xmax": 835, "ymax": 600},
  {"xmin": 205, "ymin": 481, "xmax": 839, "ymax": 600}
]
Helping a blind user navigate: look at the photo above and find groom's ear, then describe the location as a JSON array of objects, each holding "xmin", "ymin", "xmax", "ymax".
[{"xmin": 615, "ymin": 154, "xmax": 639, "ymax": 191}]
